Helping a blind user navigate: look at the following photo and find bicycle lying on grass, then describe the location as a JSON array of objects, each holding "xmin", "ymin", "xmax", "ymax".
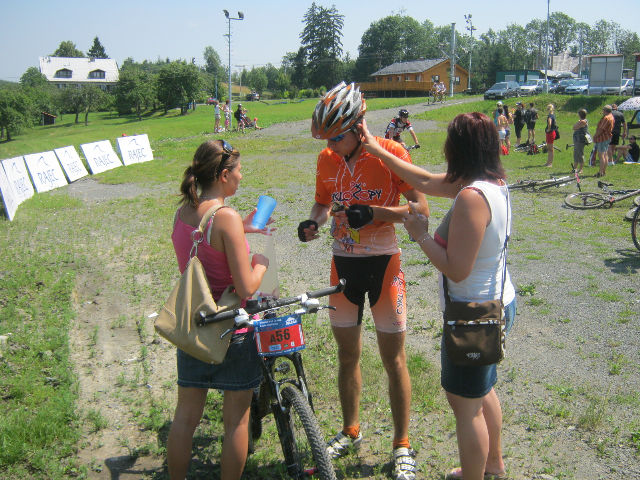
[
  {"xmin": 508, "ymin": 168, "xmax": 582, "ymax": 192},
  {"xmin": 513, "ymin": 142, "xmax": 561, "ymax": 154},
  {"xmin": 564, "ymin": 181, "xmax": 640, "ymax": 209},
  {"xmin": 198, "ymin": 280, "xmax": 346, "ymax": 480}
]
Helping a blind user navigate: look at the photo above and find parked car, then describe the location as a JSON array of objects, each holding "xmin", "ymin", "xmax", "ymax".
[
  {"xmin": 484, "ymin": 81, "xmax": 520, "ymax": 100},
  {"xmin": 602, "ymin": 78, "xmax": 635, "ymax": 95},
  {"xmin": 206, "ymin": 97, "xmax": 218, "ymax": 105},
  {"xmin": 548, "ymin": 80, "xmax": 559, "ymax": 93},
  {"xmin": 556, "ymin": 79, "xmax": 577, "ymax": 94},
  {"xmin": 519, "ymin": 79, "xmax": 542, "ymax": 95},
  {"xmin": 565, "ymin": 79, "xmax": 589, "ymax": 95},
  {"xmin": 246, "ymin": 92, "xmax": 260, "ymax": 101}
]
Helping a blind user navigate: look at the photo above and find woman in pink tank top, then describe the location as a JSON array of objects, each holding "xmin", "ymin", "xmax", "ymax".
[{"xmin": 167, "ymin": 140, "xmax": 271, "ymax": 480}]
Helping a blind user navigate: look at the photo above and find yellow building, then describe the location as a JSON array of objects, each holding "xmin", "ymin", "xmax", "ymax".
[{"xmin": 357, "ymin": 58, "xmax": 469, "ymax": 97}]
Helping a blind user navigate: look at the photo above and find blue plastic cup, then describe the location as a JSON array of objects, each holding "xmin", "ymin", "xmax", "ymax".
[{"xmin": 251, "ymin": 195, "xmax": 277, "ymax": 229}]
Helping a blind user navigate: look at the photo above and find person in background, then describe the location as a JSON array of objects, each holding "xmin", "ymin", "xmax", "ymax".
[
  {"xmin": 613, "ymin": 134, "xmax": 639, "ymax": 163},
  {"xmin": 223, "ymin": 99, "xmax": 231, "ymax": 131},
  {"xmin": 544, "ymin": 104, "xmax": 557, "ymax": 167},
  {"xmin": 571, "ymin": 108, "xmax": 589, "ymax": 174},
  {"xmin": 496, "ymin": 108, "xmax": 508, "ymax": 151},
  {"xmin": 298, "ymin": 81, "xmax": 429, "ymax": 480},
  {"xmin": 593, "ymin": 105, "xmax": 614, "ymax": 177},
  {"xmin": 361, "ymin": 112, "xmax": 515, "ymax": 480},
  {"xmin": 385, "ymin": 109, "xmax": 420, "ymax": 150},
  {"xmin": 213, "ymin": 99, "xmax": 222, "ymax": 133},
  {"xmin": 503, "ymin": 105, "xmax": 513, "ymax": 151},
  {"xmin": 513, "ymin": 102, "xmax": 526, "ymax": 146},
  {"xmin": 608, "ymin": 104, "xmax": 627, "ymax": 165},
  {"xmin": 493, "ymin": 101, "xmax": 503, "ymax": 126},
  {"xmin": 167, "ymin": 140, "xmax": 270, "ymax": 480},
  {"xmin": 525, "ymin": 103, "xmax": 538, "ymax": 145}
]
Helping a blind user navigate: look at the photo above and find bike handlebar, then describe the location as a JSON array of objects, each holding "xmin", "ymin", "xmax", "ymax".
[{"xmin": 197, "ymin": 279, "xmax": 346, "ymax": 326}]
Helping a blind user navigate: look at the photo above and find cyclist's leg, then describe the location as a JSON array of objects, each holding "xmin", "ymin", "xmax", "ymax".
[
  {"xmin": 376, "ymin": 330, "xmax": 411, "ymax": 443},
  {"xmin": 221, "ymin": 389, "xmax": 253, "ymax": 479},
  {"xmin": 329, "ymin": 256, "xmax": 366, "ymax": 432},
  {"xmin": 331, "ymin": 324, "xmax": 363, "ymax": 430},
  {"xmin": 368, "ymin": 253, "xmax": 410, "ymax": 444},
  {"xmin": 167, "ymin": 386, "xmax": 208, "ymax": 479}
]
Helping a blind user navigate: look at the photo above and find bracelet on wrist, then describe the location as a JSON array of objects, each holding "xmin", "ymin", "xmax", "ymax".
[{"xmin": 416, "ymin": 232, "xmax": 431, "ymax": 245}]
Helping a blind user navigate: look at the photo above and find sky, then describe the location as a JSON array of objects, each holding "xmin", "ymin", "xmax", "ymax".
[{"xmin": 1, "ymin": 0, "xmax": 639, "ymax": 82}]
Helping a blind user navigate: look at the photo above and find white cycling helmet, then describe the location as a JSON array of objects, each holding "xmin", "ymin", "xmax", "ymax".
[{"xmin": 311, "ymin": 81, "xmax": 367, "ymax": 139}]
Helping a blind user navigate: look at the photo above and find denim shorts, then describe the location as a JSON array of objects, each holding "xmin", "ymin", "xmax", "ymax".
[
  {"xmin": 177, "ymin": 332, "xmax": 263, "ymax": 391},
  {"xmin": 440, "ymin": 298, "xmax": 517, "ymax": 398},
  {"xmin": 595, "ymin": 140, "xmax": 610, "ymax": 153}
]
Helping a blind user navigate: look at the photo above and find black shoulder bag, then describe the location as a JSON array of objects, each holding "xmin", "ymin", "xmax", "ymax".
[{"xmin": 442, "ymin": 189, "xmax": 510, "ymax": 367}]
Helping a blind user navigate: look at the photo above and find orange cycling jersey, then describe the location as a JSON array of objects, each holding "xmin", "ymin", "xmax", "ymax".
[{"xmin": 315, "ymin": 137, "xmax": 413, "ymax": 256}]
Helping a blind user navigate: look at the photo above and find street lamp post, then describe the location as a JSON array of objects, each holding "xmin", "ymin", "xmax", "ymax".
[
  {"xmin": 544, "ymin": 0, "xmax": 550, "ymax": 93},
  {"xmin": 465, "ymin": 14, "xmax": 476, "ymax": 91},
  {"xmin": 223, "ymin": 9, "xmax": 244, "ymax": 129}
]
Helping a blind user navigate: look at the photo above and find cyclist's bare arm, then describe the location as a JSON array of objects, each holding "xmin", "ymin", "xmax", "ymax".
[
  {"xmin": 409, "ymin": 128, "xmax": 419, "ymax": 146},
  {"xmin": 357, "ymin": 119, "xmax": 458, "ymax": 199}
]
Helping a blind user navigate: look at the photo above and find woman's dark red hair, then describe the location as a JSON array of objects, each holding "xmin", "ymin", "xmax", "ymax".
[{"xmin": 444, "ymin": 112, "xmax": 505, "ymax": 183}]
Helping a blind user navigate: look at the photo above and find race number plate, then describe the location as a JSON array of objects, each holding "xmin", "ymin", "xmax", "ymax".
[{"xmin": 254, "ymin": 313, "xmax": 305, "ymax": 356}]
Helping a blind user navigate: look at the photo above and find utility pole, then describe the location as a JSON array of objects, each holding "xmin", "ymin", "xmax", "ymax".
[
  {"xmin": 465, "ymin": 14, "xmax": 476, "ymax": 91},
  {"xmin": 223, "ymin": 9, "xmax": 244, "ymax": 128},
  {"xmin": 450, "ymin": 23, "xmax": 456, "ymax": 97},
  {"xmin": 544, "ymin": 0, "xmax": 550, "ymax": 93}
]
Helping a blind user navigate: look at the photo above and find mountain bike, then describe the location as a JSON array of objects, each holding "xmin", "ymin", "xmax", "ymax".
[
  {"xmin": 564, "ymin": 181, "xmax": 640, "ymax": 209},
  {"xmin": 513, "ymin": 141, "xmax": 561, "ymax": 154},
  {"xmin": 508, "ymin": 168, "xmax": 582, "ymax": 192},
  {"xmin": 631, "ymin": 205, "xmax": 640, "ymax": 251},
  {"xmin": 198, "ymin": 280, "xmax": 346, "ymax": 480}
]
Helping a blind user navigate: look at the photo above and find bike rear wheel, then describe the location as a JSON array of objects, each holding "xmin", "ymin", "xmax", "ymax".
[
  {"xmin": 508, "ymin": 180, "xmax": 536, "ymax": 190},
  {"xmin": 275, "ymin": 385, "xmax": 336, "ymax": 480},
  {"xmin": 564, "ymin": 192, "xmax": 608, "ymax": 209},
  {"xmin": 632, "ymin": 205, "xmax": 640, "ymax": 252}
]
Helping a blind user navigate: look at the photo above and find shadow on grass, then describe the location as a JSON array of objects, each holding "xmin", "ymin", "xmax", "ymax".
[{"xmin": 604, "ymin": 249, "xmax": 640, "ymax": 274}]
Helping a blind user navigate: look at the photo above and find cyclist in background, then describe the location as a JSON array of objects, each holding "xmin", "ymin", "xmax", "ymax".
[
  {"xmin": 385, "ymin": 109, "xmax": 420, "ymax": 150},
  {"xmin": 298, "ymin": 81, "xmax": 429, "ymax": 480}
]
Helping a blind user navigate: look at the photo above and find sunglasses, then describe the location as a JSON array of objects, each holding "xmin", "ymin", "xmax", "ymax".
[
  {"xmin": 217, "ymin": 139, "xmax": 235, "ymax": 176},
  {"xmin": 329, "ymin": 134, "xmax": 346, "ymax": 143}
]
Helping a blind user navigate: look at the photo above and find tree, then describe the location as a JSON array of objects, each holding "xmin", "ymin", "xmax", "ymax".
[
  {"xmin": 300, "ymin": 2, "xmax": 344, "ymax": 88},
  {"xmin": 87, "ymin": 36, "xmax": 108, "ymax": 59},
  {"xmin": 80, "ymin": 86, "xmax": 106, "ymax": 125},
  {"xmin": 248, "ymin": 68, "xmax": 268, "ymax": 94},
  {"xmin": 0, "ymin": 89, "xmax": 31, "ymax": 141},
  {"xmin": 355, "ymin": 15, "xmax": 433, "ymax": 81},
  {"xmin": 52, "ymin": 40, "xmax": 84, "ymax": 58},
  {"xmin": 548, "ymin": 12, "xmax": 576, "ymax": 55},
  {"xmin": 203, "ymin": 46, "xmax": 223, "ymax": 77},
  {"xmin": 20, "ymin": 67, "xmax": 48, "ymax": 89},
  {"xmin": 115, "ymin": 69, "xmax": 156, "ymax": 119},
  {"xmin": 59, "ymin": 87, "xmax": 86, "ymax": 123},
  {"xmin": 156, "ymin": 62, "xmax": 201, "ymax": 114}
]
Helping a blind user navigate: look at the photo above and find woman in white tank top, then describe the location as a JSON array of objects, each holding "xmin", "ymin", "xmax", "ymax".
[{"xmin": 357, "ymin": 113, "xmax": 515, "ymax": 480}]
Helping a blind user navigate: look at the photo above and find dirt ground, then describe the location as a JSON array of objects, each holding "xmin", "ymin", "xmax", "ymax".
[{"xmin": 66, "ymin": 98, "xmax": 640, "ymax": 479}]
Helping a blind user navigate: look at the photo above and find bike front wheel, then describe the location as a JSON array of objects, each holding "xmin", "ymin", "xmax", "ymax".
[
  {"xmin": 564, "ymin": 192, "xmax": 608, "ymax": 209},
  {"xmin": 632, "ymin": 205, "xmax": 640, "ymax": 252},
  {"xmin": 275, "ymin": 385, "xmax": 336, "ymax": 480}
]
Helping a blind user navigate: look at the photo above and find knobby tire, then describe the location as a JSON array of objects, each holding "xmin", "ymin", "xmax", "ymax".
[
  {"xmin": 564, "ymin": 192, "xmax": 608, "ymax": 209},
  {"xmin": 275, "ymin": 386, "xmax": 336, "ymax": 480},
  {"xmin": 632, "ymin": 205, "xmax": 640, "ymax": 252}
]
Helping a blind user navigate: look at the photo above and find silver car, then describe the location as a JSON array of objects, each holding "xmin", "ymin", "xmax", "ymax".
[
  {"xmin": 565, "ymin": 79, "xmax": 589, "ymax": 95},
  {"xmin": 602, "ymin": 79, "xmax": 634, "ymax": 95}
]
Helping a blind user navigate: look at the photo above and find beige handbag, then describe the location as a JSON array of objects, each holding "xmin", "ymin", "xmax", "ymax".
[{"xmin": 155, "ymin": 205, "xmax": 241, "ymax": 364}]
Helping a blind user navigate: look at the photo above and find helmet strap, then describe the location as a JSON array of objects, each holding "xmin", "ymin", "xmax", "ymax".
[{"xmin": 344, "ymin": 139, "xmax": 362, "ymax": 163}]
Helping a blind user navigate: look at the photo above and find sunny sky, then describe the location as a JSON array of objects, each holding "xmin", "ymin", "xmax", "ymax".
[{"xmin": 1, "ymin": 0, "xmax": 638, "ymax": 82}]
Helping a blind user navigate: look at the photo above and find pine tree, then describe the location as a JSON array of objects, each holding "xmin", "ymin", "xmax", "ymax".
[
  {"xmin": 300, "ymin": 3, "xmax": 344, "ymax": 88},
  {"xmin": 87, "ymin": 37, "xmax": 108, "ymax": 59}
]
